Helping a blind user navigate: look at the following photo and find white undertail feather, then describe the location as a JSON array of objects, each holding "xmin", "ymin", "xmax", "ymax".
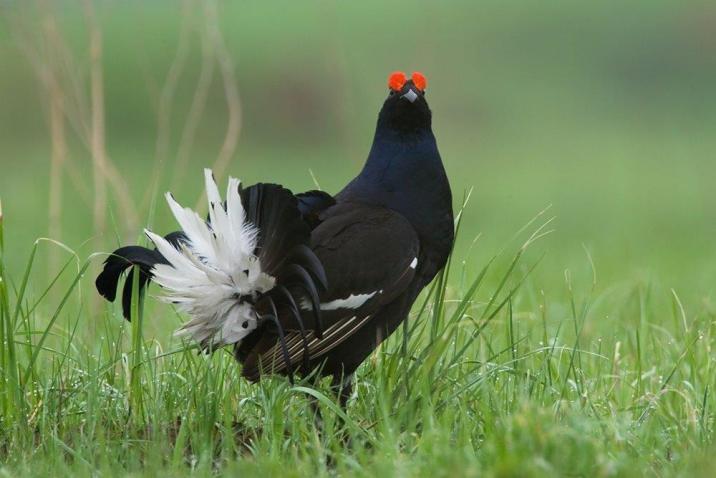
[{"xmin": 146, "ymin": 169, "xmax": 275, "ymax": 348}]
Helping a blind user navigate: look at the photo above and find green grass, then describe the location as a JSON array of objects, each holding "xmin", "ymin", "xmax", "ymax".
[{"xmin": 1, "ymin": 199, "xmax": 715, "ymax": 477}]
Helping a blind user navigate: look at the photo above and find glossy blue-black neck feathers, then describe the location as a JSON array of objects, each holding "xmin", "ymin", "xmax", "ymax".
[{"xmin": 338, "ymin": 86, "xmax": 452, "ymax": 245}]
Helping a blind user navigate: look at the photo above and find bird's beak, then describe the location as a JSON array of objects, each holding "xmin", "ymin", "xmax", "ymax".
[{"xmin": 401, "ymin": 88, "xmax": 419, "ymax": 103}]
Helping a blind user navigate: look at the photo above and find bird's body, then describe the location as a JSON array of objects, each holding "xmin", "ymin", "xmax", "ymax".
[{"xmin": 96, "ymin": 71, "xmax": 453, "ymax": 403}]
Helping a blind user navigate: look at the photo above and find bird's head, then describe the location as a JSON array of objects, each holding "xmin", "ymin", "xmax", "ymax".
[{"xmin": 378, "ymin": 71, "xmax": 432, "ymax": 134}]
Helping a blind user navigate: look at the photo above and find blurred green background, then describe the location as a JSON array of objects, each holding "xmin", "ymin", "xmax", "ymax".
[{"xmin": 1, "ymin": 0, "xmax": 715, "ymax": 299}]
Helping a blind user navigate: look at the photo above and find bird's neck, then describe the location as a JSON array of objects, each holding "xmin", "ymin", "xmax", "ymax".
[
  {"xmin": 359, "ymin": 125, "xmax": 444, "ymax": 192},
  {"xmin": 339, "ymin": 125, "xmax": 452, "ymax": 232}
]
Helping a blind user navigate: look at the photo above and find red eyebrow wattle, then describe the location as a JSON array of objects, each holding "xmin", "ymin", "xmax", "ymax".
[
  {"xmin": 411, "ymin": 71, "xmax": 427, "ymax": 91},
  {"xmin": 388, "ymin": 71, "xmax": 407, "ymax": 91}
]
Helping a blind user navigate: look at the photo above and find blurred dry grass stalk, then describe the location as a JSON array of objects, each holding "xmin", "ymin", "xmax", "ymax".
[
  {"xmin": 202, "ymin": 0, "xmax": 242, "ymax": 187},
  {"xmin": 163, "ymin": 0, "xmax": 243, "ymax": 209},
  {"xmin": 8, "ymin": 0, "xmax": 242, "ymax": 263}
]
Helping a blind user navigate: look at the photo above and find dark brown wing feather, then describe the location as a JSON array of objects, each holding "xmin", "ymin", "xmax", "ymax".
[{"xmin": 239, "ymin": 202, "xmax": 420, "ymax": 380}]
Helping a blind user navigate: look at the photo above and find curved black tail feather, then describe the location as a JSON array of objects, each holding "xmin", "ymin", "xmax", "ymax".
[
  {"xmin": 95, "ymin": 232, "xmax": 187, "ymax": 320},
  {"xmin": 240, "ymin": 183, "xmax": 327, "ymax": 364}
]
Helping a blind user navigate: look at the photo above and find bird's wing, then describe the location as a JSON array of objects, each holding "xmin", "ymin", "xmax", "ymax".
[
  {"xmin": 239, "ymin": 202, "xmax": 420, "ymax": 380},
  {"xmin": 295, "ymin": 190, "xmax": 336, "ymax": 229}
]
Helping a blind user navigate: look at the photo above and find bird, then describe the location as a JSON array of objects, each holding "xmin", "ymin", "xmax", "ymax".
[{"xmin": 95, "ymin": 71, "xmax": 454, "ymax": 406}]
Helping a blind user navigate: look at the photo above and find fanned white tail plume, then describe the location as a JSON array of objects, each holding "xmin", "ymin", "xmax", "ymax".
[{"xmin": 146, "ymin": 169, "xmax": 275, "ymax": 348}]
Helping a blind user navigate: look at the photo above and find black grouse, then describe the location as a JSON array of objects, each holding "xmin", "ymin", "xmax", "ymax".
[{"xmin": 96, "ymin": 71, "xmax": 454, "ymax": 404}]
